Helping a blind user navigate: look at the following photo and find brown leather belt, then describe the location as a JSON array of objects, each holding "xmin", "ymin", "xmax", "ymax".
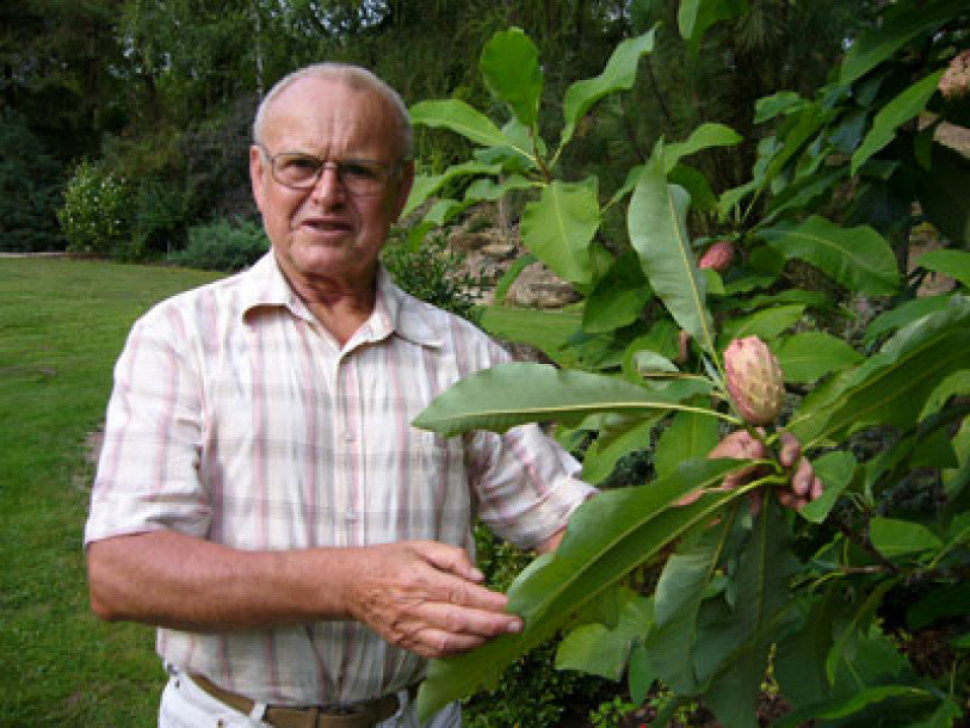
[{"xmin": 188, "ymin": 673, "xmax": 414, "ymax": 728}]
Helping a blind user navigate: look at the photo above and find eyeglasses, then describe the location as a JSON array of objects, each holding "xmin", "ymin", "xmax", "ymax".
[{"xmin": 257, "ymin": 145, "xmax": 402, "ymax": 196}]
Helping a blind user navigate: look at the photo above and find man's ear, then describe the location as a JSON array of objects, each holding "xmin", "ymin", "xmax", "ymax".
[
  {"xmin": 250, "ymin": 145, "xmax": 267, "ymax": 212},
  {"xmin": 390, "ymin": 159, "xmax": 415, "ymax": 221}
]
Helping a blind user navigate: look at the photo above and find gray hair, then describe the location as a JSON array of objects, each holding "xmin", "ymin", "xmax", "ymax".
[{"xmin": 252, "ymin": 63, "xmax": 413, "ymax": 159}]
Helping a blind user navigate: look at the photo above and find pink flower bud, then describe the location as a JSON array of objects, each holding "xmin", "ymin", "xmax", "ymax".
[
  {"xmin": 939, "ymin": 50, "xmax": 970, "ymax": 101},
  {"xmin": 724, "ymin": 336, "xmax": 785, "ymax": 425},
  {"xmin": 699, "ymin": 240, "xmax": 736, "ymax": 273}
]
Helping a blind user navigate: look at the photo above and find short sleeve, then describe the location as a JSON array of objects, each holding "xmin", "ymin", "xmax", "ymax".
[{"xmin": 84, "ymin": 308, "xmax": 211, "ymax": 546}]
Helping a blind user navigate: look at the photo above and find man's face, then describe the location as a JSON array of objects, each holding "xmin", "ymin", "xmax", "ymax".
[{"xmin": 250, "ymin": 77, "xmax": 414, "ymax": 293}]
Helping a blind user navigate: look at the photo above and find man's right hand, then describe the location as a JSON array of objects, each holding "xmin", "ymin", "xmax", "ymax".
[
  {"xmin": 340, "ymin": 540, "xmax": 522, "ymax": 659},
  {"xmin": 88, "ymin": 532, "xmax": 520, "ymax": 659}
]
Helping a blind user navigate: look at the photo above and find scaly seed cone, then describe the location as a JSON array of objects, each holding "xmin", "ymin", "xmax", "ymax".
[
  {"xmin": 724, "ymin": 336, "xmax": 785, "ymax": 425},
  {"xmin": 699, "ymin": 240, "xmax": 736, "ymax": 273}
]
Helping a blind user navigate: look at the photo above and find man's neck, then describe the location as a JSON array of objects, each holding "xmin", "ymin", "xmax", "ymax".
[{"xmin": 281, "ymin": 263, "xmax": 379, "ymax": 347}]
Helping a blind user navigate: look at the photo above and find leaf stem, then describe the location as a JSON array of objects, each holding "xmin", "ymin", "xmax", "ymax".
[{"xmin": 532, "ymin": 125, "xmax": 553, "ymax": 182}]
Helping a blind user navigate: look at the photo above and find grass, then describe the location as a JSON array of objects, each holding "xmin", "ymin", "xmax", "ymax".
[
  {"xmin": 0, "ymin": 258, "xmax": 221, "ymax": 727},
  {"xmin": 0, "ymin": 256, "xmax": 582, "ymax": 727}
]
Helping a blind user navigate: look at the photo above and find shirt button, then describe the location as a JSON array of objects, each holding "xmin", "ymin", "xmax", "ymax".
[
  {"xmin": 345, "ymin": 509, "xmax": 358, "ymax": 522},
  {"xmin": 342, "ymin": 430, "xmax": 356, "ymax": 443}
]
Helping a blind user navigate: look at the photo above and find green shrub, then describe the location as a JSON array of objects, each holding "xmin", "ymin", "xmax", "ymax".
[
  {"xmin": 381, "ymin": 234, "xmax": 482, "ymax": 322},
  {"xmin": 167, "ymin": 218, "xmax": 269, "ymax": 272},
  {"xmin": 57, "ymin": 160, "xmax": 132, "ymax": 255},
  {"xmin": 131, "ymin": 179, "xmax": 188, "ymax": 259}
]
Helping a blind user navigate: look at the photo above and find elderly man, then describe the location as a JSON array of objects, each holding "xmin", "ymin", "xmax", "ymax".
[{"xmin": 86, "ymin": 63, "xmax": 820, "ymax": 728}]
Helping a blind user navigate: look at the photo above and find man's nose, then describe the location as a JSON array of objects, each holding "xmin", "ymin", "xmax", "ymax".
[{"xmin": 310, "ymin": 162, "xmax": 345, "ymax": 202}]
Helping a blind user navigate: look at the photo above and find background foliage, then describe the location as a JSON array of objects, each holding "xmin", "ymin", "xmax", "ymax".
[
  {"xmin": 4, "ymin": 0, "xmax": 878, "ymax": 258},
  {"xmin": 401, "ymin": 3, "xmax": 970, "ymax": 726}
]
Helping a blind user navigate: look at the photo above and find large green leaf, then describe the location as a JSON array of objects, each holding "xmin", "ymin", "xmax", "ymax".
[
  {"xmin": 479, "ymin": 28, "xmax": 542, "ymax": 128},
  {"xmin": 757, "ymin": 215, "xmax": 900, "ymax": 296},
  {"xmin": 798, "ymin": 451, "xmax": 857, "ymax": 525},
  {"xmin": 760, "ymin": 109, "xmax": 832, "ymax": 195},
  {"xmin": 678, "ymin": 0, "xmax": 745, "ymax": 54},
  {"xmin": 463, "ymin": 174, "xmax": 535, "ymax": 204},
  {"xmin": 415, "ymin": 460, "xmax": 745, "ymax": 721},
  {"xmin": 864, "ymin": 295, "xmax": 951, "ymax": 344},
  {"xmin": 915, "ymin": 249, "xmax": 970, "ymax": 289},
  {"xmin": 665, "ymin": 123, "xmax": 743, "ymax": 167},
  {"xmin": 775, "ymin": 332, "xmax": 863, "ymax": 384},
  {"xmin": 851, "ymin": 71, "xmax": 945, "ymax": 174},
  {"xmin": 762, "ymin": 166, "xmax": 846, "ymax": 225},
  {"xmin": 718, "ymin": 304, "xmax": 805, "ymax": 345},
  {"xmin": 790, "ymin": 297, "xmax": 970, "ymax": 447},
  {"xmin": 774, "ymin": 685, "xmax": 934, "ymax": 728},
  {"xmin": 644, "ymin": 515, "xmax": 735, "ymax": 693},
  {"xmin": 402, "ymin": 161, "xmax": 501, "ymax": 218},
  {"xmin": 409, "ymin": 99, "xmax": 528, "ymax": 154},
  {"xmin": 754, "ymin": 91, "xmax": 807, "ymax": 124},
  {"xmin": 519, "ymin": 177, "xmax": 600, "ymax": 285},
  {"xmin": 629, "ymin": 144, "xmax": 716, "ymax": 354},
  {"xmin": 560, "ymin": 29, "xmax": 656, "ymax": 149},
  {"xmin": 654, "ymin": 410, "xmax": 719, "ymax": 479},
  {"xmin": 700, "ymin": 501, "xmax": 800, "ymax": 728},
  {"xmin": 839, "ymin": 0, "xmax": 967, "ymax": 85},
  {"xmin": 582, "ymin": 251, "xmax": 652, "ymax": 334},
  {"xmin": 555, "ymin": 589, "xmax": 652, "ymax": 680},
  {"xmin": 826, "ymin": 591, "xmax": 904, "ymax": 690},
  {"xmin": 775, "ymin": 593, "xmax": 838, "ymax": 709},
  {"xmin": 869, "ymin": 517, "xmax": 944, "ymax": 559},
  {"xmin": 412, "ymin": 362, "xmax": 715, "ymax": 437}
]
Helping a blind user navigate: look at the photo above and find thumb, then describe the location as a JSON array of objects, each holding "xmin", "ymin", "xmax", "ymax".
[{"xmin": 413, "ymin": 541, "xmax": 485, "ymax": 584}]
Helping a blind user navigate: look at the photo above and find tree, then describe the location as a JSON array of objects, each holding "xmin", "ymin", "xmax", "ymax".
[
  {"xmin": 0, "ymin": 112, "xmax": 64, "ymax": 251},
  {"xmin": 0, "ymin": 0, "xmax": 126, "ymax": 159}
]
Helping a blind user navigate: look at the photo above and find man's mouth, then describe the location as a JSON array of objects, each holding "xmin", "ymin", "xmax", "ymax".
[{"xmin": 299, "ymin": 217, "xmax": 353, "ymax": 235}]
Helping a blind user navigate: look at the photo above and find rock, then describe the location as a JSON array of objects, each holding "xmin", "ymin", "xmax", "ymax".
[
  {"xmin": 506, "ymin": 261, "xmax": 581, "ymax": 309},
  {"xmin": 440, "ymin": 205, "xmax": 580, "ymax": 310},
  {"xmin": 447, "ymin": 229, "xmax": 494, "ymax": 253},
  {"xmin": 480, "ymin": 242, "xmax": 517, "ymax": 260}
]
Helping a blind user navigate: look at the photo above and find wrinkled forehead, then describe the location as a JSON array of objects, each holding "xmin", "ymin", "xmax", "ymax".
[{"xmin": 260, "ymin": 78, "xmax": 405, "ymax": 159}]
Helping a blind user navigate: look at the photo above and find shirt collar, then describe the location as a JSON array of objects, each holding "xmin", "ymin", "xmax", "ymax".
[
  {"xmin": 239, "ymin": 251, "xmax": 314, "ymax": 323},
  {"xmin": 370, "ymin": 265, "xmax": 444, "ymax": 348},
  {"xmin": 240, "ymin": 252, "xmax": 443, "ymax": 349}
]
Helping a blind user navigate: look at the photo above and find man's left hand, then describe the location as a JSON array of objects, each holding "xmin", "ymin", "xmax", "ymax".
[{"xmin": 708, "ymin": 430, "xmax": 823, "ymax": 512}]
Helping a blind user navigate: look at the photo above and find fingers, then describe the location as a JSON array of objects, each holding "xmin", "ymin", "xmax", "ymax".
[
  {"xmin": 707, "ymin": 429, "xmax": 824, "ymax": 514},
  {"xmin": 778, "ymin": 432, "xmax": 801, "ymax": 468},
  {"xmin": 777, "ymin": 489, "xmax": 801, "ymax": 510},
  {"xmin": 791, "ymin": 456, "xmax": 812, "ymax": 497},
  {"xmin": 708, "ymin": 429, "xmax": 767, "ymax": 461},
  {"xmin": 421, "ymin": 540, "xmax": 486, "ymax": 584},
  {"xmin": 387, "ymin": 600, "xmax": 524, "ymax": 659},
  {"xmin": 348, "ymin": 541, "xmax": 523, "ymax": 660},
  {"xmin": 811, "ymin": 475, "xmax": 824, "ymax": 500}
]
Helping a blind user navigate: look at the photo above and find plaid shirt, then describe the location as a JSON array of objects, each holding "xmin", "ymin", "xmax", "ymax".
[{"xmin": 85, "ymin": 252, "xmax": 593, "ymax": 706}]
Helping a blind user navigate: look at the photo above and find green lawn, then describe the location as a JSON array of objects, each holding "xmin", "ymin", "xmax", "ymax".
[
  {"xmin": 0, "ymin": 258, "xmax": 221, "ymax": 727},
  {"xmin": 0, "ymin": 257, "xmax": 585, "ymax": 727}
]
